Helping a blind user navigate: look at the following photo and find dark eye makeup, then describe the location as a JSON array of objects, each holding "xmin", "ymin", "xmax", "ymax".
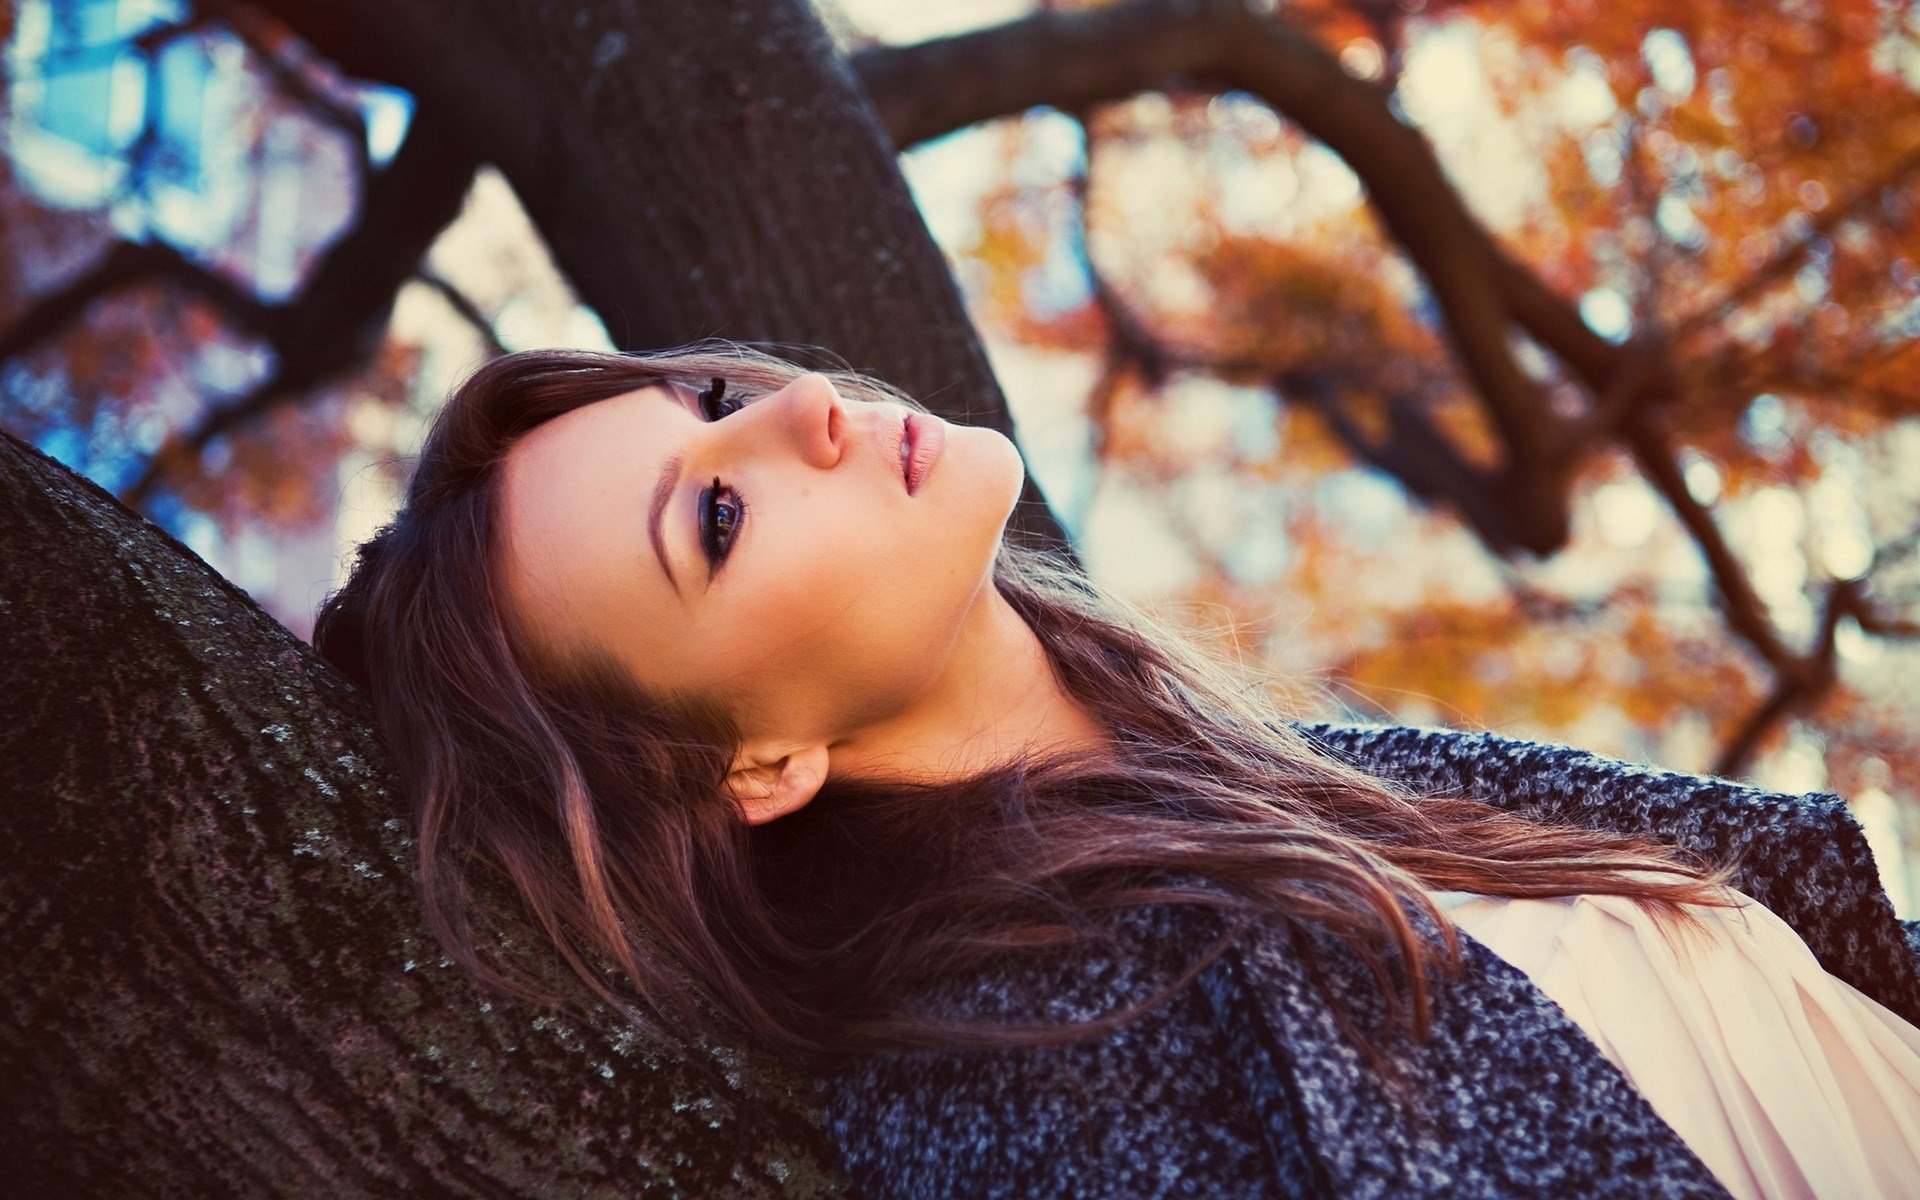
[{"xmin": 693, "ymin": 377, "xmax": 748, "ymax": 568}]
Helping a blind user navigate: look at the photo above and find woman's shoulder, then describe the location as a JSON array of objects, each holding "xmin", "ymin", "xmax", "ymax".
[
  {"xmin": 891, "ymin": 893, "xmax": 1239, "ymax": 1024},
  {"xmin": 812, "ymin": 895, "xmax": 1322, "ymax": 1200},
  {"xmin": 1290, "ymin": 717, "xmax": 1920, "ymax": 1025},
  {"xmin": 812, "ymin": 884, "xmax": 1740, "ymax": 1199}
]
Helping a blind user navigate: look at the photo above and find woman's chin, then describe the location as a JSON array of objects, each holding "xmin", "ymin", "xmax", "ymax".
[{"xmin": 965, "ymin": 425, "xmax": 1030, "ymax": 512}]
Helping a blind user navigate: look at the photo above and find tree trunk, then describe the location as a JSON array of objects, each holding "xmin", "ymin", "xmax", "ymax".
[
  {"xmin": 3, "ymin": 1, "xmax": 1088, "ymax": 1189},
  {"xmin": 247, "ymin": 0, "xmax": 1072, "ymax": 559},
  {"xmin": 0, "ymin": 426, "xmax": 855, "ymax": 1195}
]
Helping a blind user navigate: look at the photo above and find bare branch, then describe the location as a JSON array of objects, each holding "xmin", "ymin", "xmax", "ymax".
[
  {"xmin": 1277, "ymin": 369, "xmax": 1557, "ymax": 553},
  {"xmin": 1543, "ymin": 329, "xmax": 1671, "ymax": 462},
  {"xmin": 1623, "ymin": 409, "xmax": 1798, "ymax": 672},
  {"xmin": 413, "ymin": 268, "xmax": 509, "ymax": 357},
  {"xmin": 1712, "ymin": 578, "xmax": 1854, "ymax": 777},
  {"xmin": 854, "ymin": 0, "xmax": 1575, "ymax": 553},
  {"xmin": 1851, "ymin": 609, "xmax": 1920, "ymax": 638},
  {"xmin": 1062, "ymin": 162, "xmax": 1173, "ymax": 387},
  {"xmin": 0, "ymin": 241, "xmax": 280, "ymax": 366},
  {"xmin": 124, "ymin": 366, "xmax": 295, "ymax": 505},
  {"xmin": 1621, "ymin": 400, "xmax": 1874, "ymax": 777},
  {"xmin": 851, "ymin": 0, "xmax": 1920, "ymax": 782},
  {"xmin": 1060, "ymin": 108, "xmax": 1544, "ymax": 553},
  {"xmin": 118, "ymin": 107, "xmax": 478, "ymax": 508}
]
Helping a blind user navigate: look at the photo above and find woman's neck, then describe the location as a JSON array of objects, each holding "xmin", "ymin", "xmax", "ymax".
[{"xmin": 829, "ymin": 584, "xmax": 1112, "ymax": 786}]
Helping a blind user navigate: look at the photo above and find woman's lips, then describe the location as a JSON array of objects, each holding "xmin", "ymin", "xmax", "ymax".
[{"xmin": 904, "ymin": 414, "xmax": 944, "ymax": 496}]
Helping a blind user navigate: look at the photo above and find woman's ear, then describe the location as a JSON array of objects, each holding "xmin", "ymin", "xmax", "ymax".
[{"xmin": 723, "ymin": 741, "xmax": 831, "ymax": 825}]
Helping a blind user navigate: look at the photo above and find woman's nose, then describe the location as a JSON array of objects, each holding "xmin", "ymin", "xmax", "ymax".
[{"xmin": 745, "ymin": 371, "xmax": 843, "ymax": 470}]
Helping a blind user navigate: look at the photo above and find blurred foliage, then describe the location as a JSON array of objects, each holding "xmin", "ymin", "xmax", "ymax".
[{"xmin": 905, "ymin": 0, "xmax": 1920, "ymax": 818}]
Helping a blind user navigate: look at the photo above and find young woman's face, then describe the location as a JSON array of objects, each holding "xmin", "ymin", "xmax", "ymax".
[{"xmin": 497, "ymin": 372, "xmax": 1028, "ymax": 746}]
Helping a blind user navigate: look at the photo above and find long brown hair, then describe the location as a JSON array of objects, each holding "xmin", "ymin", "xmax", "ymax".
[{"xmin": 314, "ymin": 341, "xmax": 1748, "ymax": 1090}]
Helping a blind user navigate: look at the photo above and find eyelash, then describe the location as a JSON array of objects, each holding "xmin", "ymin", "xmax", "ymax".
[{"xmin": 695, "ymin": 377, "xmax": 748, "ymax": 566}]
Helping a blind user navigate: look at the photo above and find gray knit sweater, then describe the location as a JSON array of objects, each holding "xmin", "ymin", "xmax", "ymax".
[{"xmin": 815, "ymin": 721, "xmax": 1920, "ymax": 1199}]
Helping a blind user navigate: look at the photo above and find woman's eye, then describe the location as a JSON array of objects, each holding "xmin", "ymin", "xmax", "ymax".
[
  {"xmin": 690, "ymin": 378, "xmax": 748, "ymax": 567},
  {"xmin": 697, "ymin": 377, "xmax": 745, "ymax": 420},
  {"xmin": 701, "ymin": 475, "xmax": 746, "ymax": 565}
]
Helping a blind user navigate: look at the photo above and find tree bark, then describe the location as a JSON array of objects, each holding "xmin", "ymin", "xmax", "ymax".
[
  {"xmin": 246, "ymin": 0, "xmax": 1073, "ymax": 559},
  {"xmin": 4, "ymin": 1, "xmax": 1090, "ymax": 1189},
  {"xmin": 0, "ymin": 427, "xmax": 855, "ymax": 1195}
]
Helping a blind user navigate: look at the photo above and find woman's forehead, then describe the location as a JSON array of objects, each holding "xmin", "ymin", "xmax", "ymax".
[{"xmin": 496, "ymin": 388, "xmax": 684, "ymax": 659}]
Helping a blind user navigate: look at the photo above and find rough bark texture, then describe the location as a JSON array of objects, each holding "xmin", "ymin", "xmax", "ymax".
[
  {"xmin": 246, "ymin": 0, "xmax": 1072, "ymax": 559},
  {"xmin": 2, "ymin": 3, "xmax": 1079, "ymax": 1189},
  {"xmin": 0, "ymin": 428, "xmax": 857, "ymax": 1197}
]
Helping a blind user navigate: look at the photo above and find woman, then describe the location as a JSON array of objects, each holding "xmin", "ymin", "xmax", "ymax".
[{"xmin": 313, "ymin": 341, "xmax": 1920, "ymax": 1199}]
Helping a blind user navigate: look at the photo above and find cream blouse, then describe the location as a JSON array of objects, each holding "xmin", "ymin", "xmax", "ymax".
[{"xmin": 1425, "ymin": 881, "xmax": 1920, "ymax": 1199}]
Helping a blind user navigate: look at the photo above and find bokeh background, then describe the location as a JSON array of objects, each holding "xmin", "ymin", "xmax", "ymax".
[{"xmin": 4, "ymin": 0, "xmax": 1918, "ymax": 911}]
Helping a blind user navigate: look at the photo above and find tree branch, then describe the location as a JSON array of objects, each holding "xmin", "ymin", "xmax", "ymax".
[
  {"xmin": 413, "ymin": 267, "xmax": 508, "ymax": 357},
  {"xmin": 119, "ymin": 106, "xmax": 478, "ymax": 507},
  {"xmin": 0, "ymin": 241, "xmax": 280, "ymax": 367},
  {"xmin": 1623, "ymin": 409, "xmax": 1798, "ymax": 672},
  {"xmin": 1711, "ymin": 578, "xmax": 1854, "ymax": 777},
  {"xmin": 854, "ymin": 0, "xmax": 1920, "ymax": 780},
  {"xmin": 855, "ymin": 0, "xmax": 1575, "ymax": 552}
]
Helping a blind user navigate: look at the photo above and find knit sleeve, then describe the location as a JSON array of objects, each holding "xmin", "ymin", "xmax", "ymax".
[
  {"xmin": 811, "ymin": 907, "xmax": 1322, "ymax": 1200},
  {"xmin": 1286, "ymin": 717, "xmax": 1920, "ymax": 1025}
]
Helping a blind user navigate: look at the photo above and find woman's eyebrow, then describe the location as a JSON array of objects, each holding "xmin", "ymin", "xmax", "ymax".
[
  {"xmin": 648, "ymin": 448, "xmax": 685, "ymax": 603},
  {"xmin": 646, "ymin": 382, "xmax": 700, "ymax": 605}
]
